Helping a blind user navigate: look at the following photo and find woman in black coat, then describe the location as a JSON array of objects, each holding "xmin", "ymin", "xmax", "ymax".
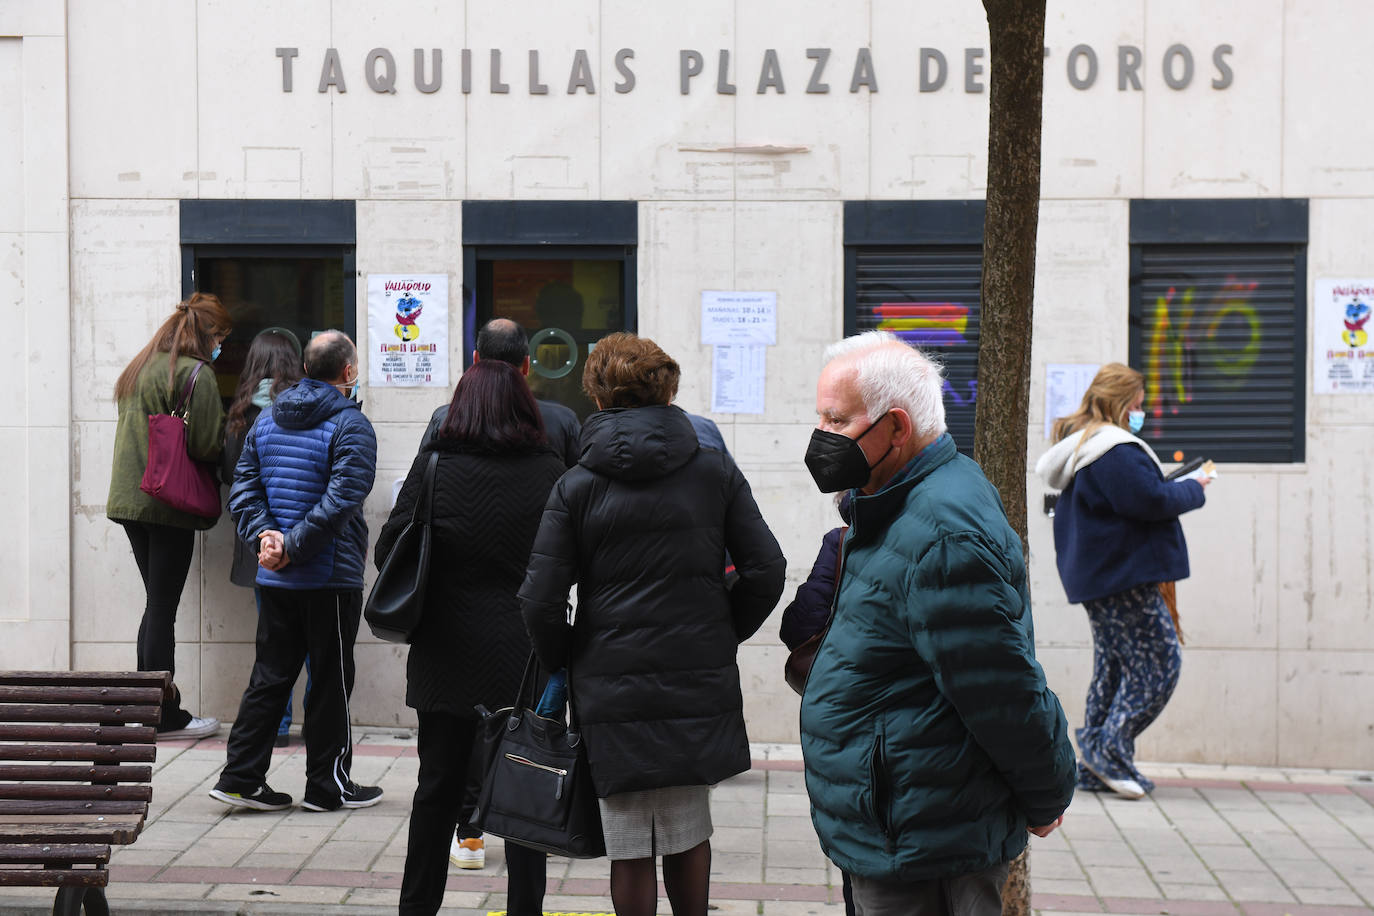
[
  {"xmin": 519, "ymin": 333, "xmax": 787, "ymax": 916},
  {"xmin": 377, "ymin": 359, "xmax": 566, "ymax": 916}
]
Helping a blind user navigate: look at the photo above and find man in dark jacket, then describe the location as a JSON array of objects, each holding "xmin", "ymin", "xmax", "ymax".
[
  {"xmin": 212, "ymin": 330, "xmax": 382, "ymax": 813},
  {"xmin": 423, "ymin": 317, "xmax": 581, "ymax": 467},
  {"xmin": 800, "ymin": 331, "xmax": 1076, "ymax": 915}
]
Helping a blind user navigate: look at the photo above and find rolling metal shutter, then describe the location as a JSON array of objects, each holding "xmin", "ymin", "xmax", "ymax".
[
  {"xmin": 852, "ymin": 245, "xmax": 982, "ymax": 455},
  {"xmin": 1129, "ymin": 243, "xmax": 1304, "ymax": 463}
]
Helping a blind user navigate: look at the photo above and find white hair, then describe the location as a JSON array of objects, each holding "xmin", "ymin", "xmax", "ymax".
[{"xmin": 823, "ymin": 331, "xmax": 947, "ymax": 440}]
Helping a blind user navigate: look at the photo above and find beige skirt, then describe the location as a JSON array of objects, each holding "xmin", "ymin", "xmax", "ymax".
[{"xmin": 597, "ymin": 785, "xmax": 713, "ymax": 860}]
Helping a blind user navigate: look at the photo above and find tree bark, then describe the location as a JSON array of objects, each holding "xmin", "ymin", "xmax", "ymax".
[{"xmin": 976, "ymin": 1, "xmax": 1048, "ymax": 914}]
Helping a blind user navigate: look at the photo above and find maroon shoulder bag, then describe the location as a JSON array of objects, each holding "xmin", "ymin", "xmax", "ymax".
[{"xmin": 139, "ymin": 361, "xmax": 223, "ymax": 519}]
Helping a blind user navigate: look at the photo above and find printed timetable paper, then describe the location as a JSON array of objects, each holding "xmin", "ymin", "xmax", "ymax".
[
  {"xmin": 701, "ymin": 291, "xmax": 777, "ymax": 346},
  {"xmin": 711, "ymin": 345, "xmax": 767, "ymax": 414}
]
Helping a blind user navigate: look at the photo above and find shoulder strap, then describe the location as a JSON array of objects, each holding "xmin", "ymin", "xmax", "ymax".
[
  {"xmin": 413, "ymin": 451, "xmax": 439, "ymax": 526},
  {"xmin": 172, "ymin": 361, "xmax": 207, "ymax": 417}
]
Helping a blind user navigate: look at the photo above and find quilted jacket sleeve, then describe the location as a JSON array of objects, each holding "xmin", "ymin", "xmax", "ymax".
[
  {"xmin": 228, "ymin": 421, "xmax": 274, "ymax": 543},
  {"xmin": 909, "ymin": 531, "xmax": 1076, "ymax": 828},
  {"xmin": 519, "ymin": 474, "xmax": 580, "ymax": 670},
  {"xmin": 779, "ymin": 527, "xmax": 844, "ymax": 651},
  {"xmin": 722, "ymin": 462, "xmax": 787, "ymax": 642},
  {"xmin": 284, "ymin": 412, "xmax": 378, "ymax": 564}
]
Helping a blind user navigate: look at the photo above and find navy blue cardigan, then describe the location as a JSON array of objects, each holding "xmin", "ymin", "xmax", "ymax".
[{"xmin": 1052, "ymin": 443, "xmax": 1205, "ymax": 604}]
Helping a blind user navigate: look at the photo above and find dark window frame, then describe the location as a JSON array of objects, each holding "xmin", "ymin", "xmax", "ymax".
[
  {"xmin": 179, "ymin": 200, "xmax": 357, "ymax": 321},
  {"xmin": 461, "ymin": 201, "xmax": 638, "ymax": 370},
  {"xmin": 843, "ymin": 201, "xmax": 987, "ymax": 455},
  {"xmin": 1127, "ymin": 199, "xmax": 1308, "ymax": 464}
]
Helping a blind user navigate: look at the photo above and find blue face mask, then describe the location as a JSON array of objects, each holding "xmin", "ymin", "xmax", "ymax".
[
  {"xmin": 210, "ymin": 344, "xmax": 222, "ymax": 361},
  {"xmin": 1127, "ymin": 410, "xmax": 1145, "ymax": 434}
]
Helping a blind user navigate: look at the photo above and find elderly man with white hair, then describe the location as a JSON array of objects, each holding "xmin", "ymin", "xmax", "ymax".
[{"xmin": 798, "ymin": 331, "xmax": 1076, "ymax": 916}]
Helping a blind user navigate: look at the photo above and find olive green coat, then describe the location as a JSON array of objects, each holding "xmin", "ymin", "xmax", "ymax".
[{"xmin": 107, "ymin": 353, "xmax": 225, "ymax": 531}]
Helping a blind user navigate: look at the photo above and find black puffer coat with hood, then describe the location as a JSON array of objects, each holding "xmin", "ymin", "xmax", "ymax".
[{"xmin": 519, "ymin": 404, "xmax": 786, "ymax": 796}]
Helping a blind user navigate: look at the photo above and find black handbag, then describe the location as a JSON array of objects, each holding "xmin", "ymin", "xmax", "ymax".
[
  {"xmin": 363, "ymin": 451, "xmax": 438, "ymax": 643},
  {"xmin": 471, "ymin": 655, "xmax": 605, "ymax": 859}
]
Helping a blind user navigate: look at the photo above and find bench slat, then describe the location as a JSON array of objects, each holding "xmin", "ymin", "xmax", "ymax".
[
  {"xmin": 0, "ymin": 868, "xmax": 108, "ymax": 888},
  {"xmin": 0, "ymin": 725, "xmax": 155, "ymax": 744},
  {"xmin": 0, "ymin": 786, "xmax": 150, "ymax": 803},
  {"xmin": 0, "ymin": 819, "xmax": 143, "ymax": 844},
  {"xmin": 0, "ymin": 672, "xmax": 168, "ymax": 689},
  {"xmin": 0, "ymin": 705, "xmax": 161, "ymax": 724},
  {"xmin": 0, "ymin": 686, "xmax": 164, "ymax": 706},
  {"xmin": 0, "ymin": 844, "xmax": 109, "ymax": 865},
  {"xmin": 0, "ymin": 671, "xmax": 165, "ymax": 896},
  {"xmin": 0, "ymin": 745, "xmax": 155, "ymax": 764},
  {"xmin": 0, "ymin": 801, "xmax": 147, "ymax": 816},
  {"xmin": 0, "ymin": 765, "xmax": 152, "ymax": 784}
]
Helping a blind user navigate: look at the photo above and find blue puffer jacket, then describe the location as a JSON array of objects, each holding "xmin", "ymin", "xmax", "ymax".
[
  {"xmin": 800, "ymin": 435, "xmax": 1075, "ymax": 882},
  {"xmin": 229, "ymin": 379, "xmax": 377, "ymax": 591}
]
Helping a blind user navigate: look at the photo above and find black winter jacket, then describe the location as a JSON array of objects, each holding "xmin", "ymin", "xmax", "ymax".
[
  {"xmin": 375, "ymin": 439, "xmax": 566, "ymax": 717},
  {"xmin": 519, "ymin": 404, "xmax": 787, "ymax": 796}
]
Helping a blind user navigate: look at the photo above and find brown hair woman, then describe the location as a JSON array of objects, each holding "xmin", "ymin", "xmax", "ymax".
[
  {"xmin": 1035, "ymin": 362, "xmax": 1210, "ymax": 799},
  {"xmin": 520, "ymin": 333, "xmax": 787, "ymax": 916},
  {"xmin": 107, "ymin": 292, "xmax": 232, "ymax": 738}
]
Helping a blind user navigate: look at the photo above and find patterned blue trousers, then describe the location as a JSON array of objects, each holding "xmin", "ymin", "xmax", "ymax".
[{"xmin": 1076, "ymin": 583, "xmax": 1181, "ymax": 794}]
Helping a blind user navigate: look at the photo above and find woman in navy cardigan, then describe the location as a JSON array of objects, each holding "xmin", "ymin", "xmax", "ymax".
[{"xmin": 1035, "ymin": 363, "xmax": 1209, "ymax": 800}]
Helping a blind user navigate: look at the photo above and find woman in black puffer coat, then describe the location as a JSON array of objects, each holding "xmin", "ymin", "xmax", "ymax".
[
  {"xmin": 377, "ymin": 360, "xmax": 566, "ymax": 916},
  {"xmin": 519, "ymin": 333, "xmax": 787, "ymax": 916}
]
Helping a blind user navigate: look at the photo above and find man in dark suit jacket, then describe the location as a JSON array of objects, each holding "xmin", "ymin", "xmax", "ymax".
[{"xmin": 422, "ymin": 318, "xmax": 581, "ymax": 467}]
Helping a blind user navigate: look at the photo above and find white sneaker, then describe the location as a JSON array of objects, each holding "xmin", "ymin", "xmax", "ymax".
[
  {"xmin": 158, "ymin": 715, "xmax": 220, "ymax": 740},
  {"xmin": 1081, "ymin": 758, "xmax": 1146, "ymax": 799},
  {"xmin": 450, "ymin": 835, "xmax": 485, "ymax": 869}
]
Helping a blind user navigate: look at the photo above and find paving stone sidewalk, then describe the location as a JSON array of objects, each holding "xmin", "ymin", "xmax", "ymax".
[{"xmin": 0, "ymin": 731, "xmax": 1369, "ymax": 915}]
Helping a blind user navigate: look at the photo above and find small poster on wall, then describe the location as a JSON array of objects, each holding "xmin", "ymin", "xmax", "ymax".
[
  {"xmin": 366, "ymin": 274, "xmax": 449, "ymax": 388},
  {"xmin": 1313, "ymin": 278, "xmax": 1374, "ymax": 394}
]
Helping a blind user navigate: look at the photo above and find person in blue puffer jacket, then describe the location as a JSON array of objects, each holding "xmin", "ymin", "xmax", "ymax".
[
  {"xmin": 212, "ymin": 330, "xmax": 382, "ymax": 814},
  {"xmin": 1036, "ymin": 362, "xmax": 1209, "ymax": 802}
]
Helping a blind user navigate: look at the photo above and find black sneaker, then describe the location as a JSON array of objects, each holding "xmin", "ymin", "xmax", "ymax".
[
  {"xmin": 208, "ymin": 784, "xmax": 293, "ymax": 811},
  {"xmin": 301, "ymin": 783, "xmax": 383, "ymax": 812}
]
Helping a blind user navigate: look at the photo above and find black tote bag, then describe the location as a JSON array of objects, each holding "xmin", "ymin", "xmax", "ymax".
[
  {"xmin": 363, "ymin": 451, "xmax": 438, "ymax": 643},
  {"xmin": 472, "ymin": 655, "xmax": 605, "ymax": 859}
]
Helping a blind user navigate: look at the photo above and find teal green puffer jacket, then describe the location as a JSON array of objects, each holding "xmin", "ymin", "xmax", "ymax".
[{"xmin": 800, "ymin": 435, "xmax": 1075, "ymax": 882}]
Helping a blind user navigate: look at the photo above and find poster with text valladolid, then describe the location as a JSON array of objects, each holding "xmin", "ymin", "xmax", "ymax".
[
  {"xmin": 1313, "ymin": 279, "xmax": 1374, "ymax": 394},
  {"xmin": 367, "ymin": 274, "xmax": 449, "ymax": 387}
]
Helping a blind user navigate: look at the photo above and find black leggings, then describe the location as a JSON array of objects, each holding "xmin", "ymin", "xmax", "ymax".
[{"xmin": 119, "ymin": 520, "xmax": 195, "ymax": 731}]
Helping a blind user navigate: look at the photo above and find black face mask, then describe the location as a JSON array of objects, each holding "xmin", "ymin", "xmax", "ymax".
[{"xmin": 804, "ymin": 412, "xmax": 892, "ymax": 493}]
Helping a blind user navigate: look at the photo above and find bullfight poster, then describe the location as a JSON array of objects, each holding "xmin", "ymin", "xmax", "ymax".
[
  {"xmin": 367, "ymin": 274, "xmax": 449, "ymax": 388},
  {"xmin": 1313, "ymin": 279, "xmax": 1374, "ymax": 394}
]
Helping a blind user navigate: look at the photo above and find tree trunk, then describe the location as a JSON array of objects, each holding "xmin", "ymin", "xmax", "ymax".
[{"xmin": 976, "ymin": 1, "xmax": 1048, "ymax": 914}]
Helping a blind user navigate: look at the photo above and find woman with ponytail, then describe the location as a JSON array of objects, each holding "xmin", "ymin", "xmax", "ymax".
[
  {"xmin": 1035, "ymin": 363, "xmax": 1209, "ymax": 800},
  {"xmin": 107, "ymin": 292, "xmax": 233, "ymax": 738}
]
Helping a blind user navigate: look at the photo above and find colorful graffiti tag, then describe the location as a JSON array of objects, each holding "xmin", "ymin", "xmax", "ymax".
[
  {"xmin": 1144, "ymin": 277, "xmax": 1261, "ymax": 424},
  {"xmin": 877, "ymin": 302, "xmax": 978, "ymax": 406}
]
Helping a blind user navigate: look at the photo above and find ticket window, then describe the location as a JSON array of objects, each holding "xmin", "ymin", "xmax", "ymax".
[
  {"xmin": 191, "ymin": 250, "xmax": 352, "ymax": 400},
  {"xmin": 472, "ymin": 254, "xmax": 629, "ymax": 419},
  {"xmin": 463, "ymin": 202, "xmax": 639, "ymax": 420},
  {"xmin": 181, "ymin": 200, "xmax": 357, "ymax": 403}
]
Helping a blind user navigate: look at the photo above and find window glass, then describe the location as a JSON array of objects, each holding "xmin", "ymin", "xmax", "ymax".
[
  {"xmin": 476, "ymin": 258, "xmax": 625, "ymax": 419},
  {"xmin": 196, "ymin": 255, "xmax": 348, "ymax": 399}
]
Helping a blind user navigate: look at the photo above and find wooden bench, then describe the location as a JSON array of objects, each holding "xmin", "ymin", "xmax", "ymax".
[{"xmin": 0, "ymin": 671, "xmax": 171, "ymax": 916}]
